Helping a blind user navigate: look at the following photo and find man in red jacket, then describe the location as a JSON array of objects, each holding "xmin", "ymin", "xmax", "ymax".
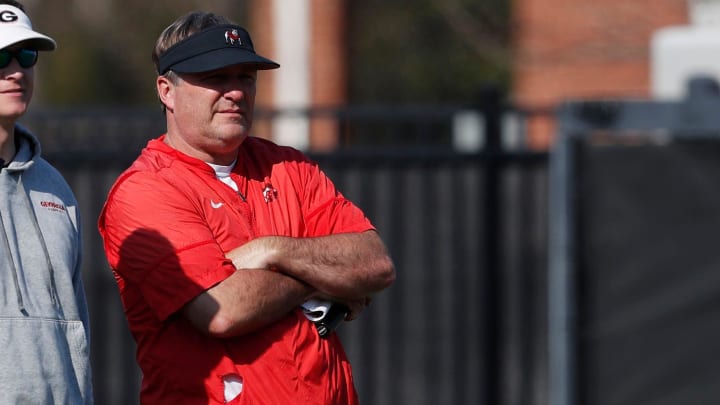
[{"xmin": 98, "ymin": 11, "xmax": 395, "ymax": 405}]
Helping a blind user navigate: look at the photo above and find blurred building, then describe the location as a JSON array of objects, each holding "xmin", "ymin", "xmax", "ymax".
[
  {"xmin": 511, "ymin": 0, "xmax": 690, "ymax": 149},
  {"xmin": 249, "ymin": 0, "xmax": 347, "ymax": 152},
  {"xmin": 33, "ymin": 0, "xmax": 720, "ymax": 152},
  {"xmin": 251, "ymin": 0, "xmax": 720, "ymax": 152},
  {"xmin": 651, "ymin": 0, "xmax": 720, "ymax": 99}
]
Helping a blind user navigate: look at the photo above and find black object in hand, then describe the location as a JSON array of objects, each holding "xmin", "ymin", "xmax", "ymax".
[{"xmin": 314, "ymin": 303, "xmax": 349, "ymax": 338}]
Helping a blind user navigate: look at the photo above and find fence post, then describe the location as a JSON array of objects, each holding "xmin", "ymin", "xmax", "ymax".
[{"xmin": 480, "ymin": 85, "xmax": 503, "ymax": 405}]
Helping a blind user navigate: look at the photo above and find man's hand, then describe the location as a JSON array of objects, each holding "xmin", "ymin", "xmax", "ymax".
[
  {"xmin": 343, "ymin": 296, "xmax": 372, "ymax": 321},
  {"xmin": 313, "ymin": 294, "xmax": 372, "ymax": 321}
]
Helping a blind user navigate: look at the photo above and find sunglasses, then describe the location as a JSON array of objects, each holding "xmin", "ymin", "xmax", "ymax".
[{"xmin": 0, "ymin": 49, "xmax": 39, "ymax": 69}]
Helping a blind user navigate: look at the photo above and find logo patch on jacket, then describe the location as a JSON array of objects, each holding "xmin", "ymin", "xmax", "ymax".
[
  {"xmin": 262, "ymin": 183, "xmax": 277, "ymax": 203},
  {"xmin": 40, "ymin": 200, "xmax": 66, "ymax": 213}
]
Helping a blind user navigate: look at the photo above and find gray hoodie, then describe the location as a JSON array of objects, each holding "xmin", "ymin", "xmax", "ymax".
[{"xmin": 0, "ymin": 126, "xmax": 93, "ymax": 404}]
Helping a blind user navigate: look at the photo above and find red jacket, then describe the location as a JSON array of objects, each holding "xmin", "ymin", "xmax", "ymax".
[{"xmin": 98, "ymin": 136, "xmax": 373, "ymax": 404}]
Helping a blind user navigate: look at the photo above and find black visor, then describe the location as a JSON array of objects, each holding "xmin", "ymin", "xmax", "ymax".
[{"xmin": 157, "ymin": 24, "xmax": 279, "ymax": 75}]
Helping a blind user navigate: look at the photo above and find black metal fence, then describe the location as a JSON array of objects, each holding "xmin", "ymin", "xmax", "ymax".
[
  {"xmin": 22, "ymin": 104, "xmax": 550, "ymax": 405},
  {"xmin": 549, "ymin": 83, "xmax": 720, "ymax": 405}
]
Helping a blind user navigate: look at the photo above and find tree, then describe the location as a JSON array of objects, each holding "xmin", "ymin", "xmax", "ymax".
[{"xmin": 24, "ymin": 0, "xmax": 510, "ymax": 106}]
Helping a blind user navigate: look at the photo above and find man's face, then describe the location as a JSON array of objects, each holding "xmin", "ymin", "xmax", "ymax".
[
  {"xmin": 0, "ymin": 45, "xmax": 34, "ymax": 124},
  {"xmin": 160, "ymin": 64, "xmax": 258, "ymax": 163}
]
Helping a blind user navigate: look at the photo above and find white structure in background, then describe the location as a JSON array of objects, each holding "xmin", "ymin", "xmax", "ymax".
[
  {"xmin": 651, "ymin": 0, "xmax": 720, "ymax": 100},
  {"xmin": 452, "ymin": 111, "xmax": 485, "ymax": 151},
  {"xmin": 272, "ymin": 0, "xmax": 310, "ymax": 150},
  {"xmin": 452, "ymin": 111, "xmax": 525, "ymax": 152}
]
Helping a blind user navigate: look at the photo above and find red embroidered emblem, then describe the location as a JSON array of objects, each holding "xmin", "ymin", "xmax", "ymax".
[
  {"xmin": 262, "ymin": 184, "xmax": 277, "ymax": 203},
  {"xmin": 225, "ymin": 29, "xmax": 241, "ymax": 45}
]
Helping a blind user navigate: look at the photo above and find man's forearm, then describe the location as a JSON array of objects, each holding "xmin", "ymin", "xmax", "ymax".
[
  {"xmin": 183, "ymin": 268, "xmax": 313, "ymax": 337},
  {"xmin": 261, "ymin": 231, "xmax": 396, "ymax": 299}
]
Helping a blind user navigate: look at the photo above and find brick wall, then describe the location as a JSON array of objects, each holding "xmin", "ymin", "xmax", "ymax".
[
  {"xmin": 248, "ymin": 0, "xmax": 348, "ymax": 151},
  {"xmin": 512, "ymin": 0, "xmax": 688, "ymax": 148},
  {"xmin": 309, "ymin": 0, "xmax": 348, "ymax": 151}
]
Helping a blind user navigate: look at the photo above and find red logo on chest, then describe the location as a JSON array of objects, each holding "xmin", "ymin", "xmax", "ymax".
[{"xmin": 40, "ymin": 201, "xmax": 66, "ymax": 212}]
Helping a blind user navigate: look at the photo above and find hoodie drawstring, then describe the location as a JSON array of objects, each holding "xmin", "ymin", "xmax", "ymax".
[
  {"xmin": 4, "ymin": 173, "xmax": 62, "ymax": 315},
  {"xmin": 0, "ymin": 210, "xmax": 27, "ymax": 315},
  {"xmin": 19, "ymin": 174, "xmax": 61, "ymax": 311}
]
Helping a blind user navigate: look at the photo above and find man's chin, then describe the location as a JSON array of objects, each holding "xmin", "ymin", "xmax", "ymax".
[
  {"xmin": 0, "ymin": 104, "xmax": 29, "ymax": 121},
  {"xmin": 218, "ymin": 123, "xmax": 251, "ymax": 138},
  {"xmin": 213, "ymin": 131, "xmax": 249, "ymax": 149}
]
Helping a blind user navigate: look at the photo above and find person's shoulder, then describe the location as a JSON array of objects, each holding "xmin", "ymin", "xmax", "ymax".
[
  {"xmin": 113, "ymin": 158, "xmax": 174, "ymax": 191},
  {"xmin": 103, "ymin": 169, "xmax": 181, "ymax": 221},
  {"xmin": 128, "ymin": 139, "xmax": 175, "ymax": 171},
  {"xmin": 112, "ymin": 139, "xmax": 178, "ymax": 184},
  {"xmin": 32, "ymin": 156, "xmax": 65, "ymax": 176},
  {"xmin": 105, "ymin": 152, "xmax": 173, "ymax": 203},
  {"xmin": 12, "ymin": 158, "xmax": 79, "ymax": 212},
  {"xmin": 27, "ymin": 157, "xmax": 70, "ymax": 184}
]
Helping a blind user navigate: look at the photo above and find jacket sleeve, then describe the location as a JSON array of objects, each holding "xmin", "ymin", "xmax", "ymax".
[
  {"xmin": 296, "ymin": 158, "xmax": 375, "ymax": 236},
  {"xmin": 71, "ymin": 203, "xmax": 91, "ymax": 336},
  {"xmin": 99, "ymin": 171, "xmax": 235, "ymax": 321}
]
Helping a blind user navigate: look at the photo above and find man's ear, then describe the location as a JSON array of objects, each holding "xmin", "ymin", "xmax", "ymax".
[{"xmin": 157, "ymin": 75, "xmax": 175, "ymax": 111}]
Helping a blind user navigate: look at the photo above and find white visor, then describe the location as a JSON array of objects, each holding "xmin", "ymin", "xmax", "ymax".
[{"xmin": 0, "ymin": 5, "xmax": 55, "ymax": 51}]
